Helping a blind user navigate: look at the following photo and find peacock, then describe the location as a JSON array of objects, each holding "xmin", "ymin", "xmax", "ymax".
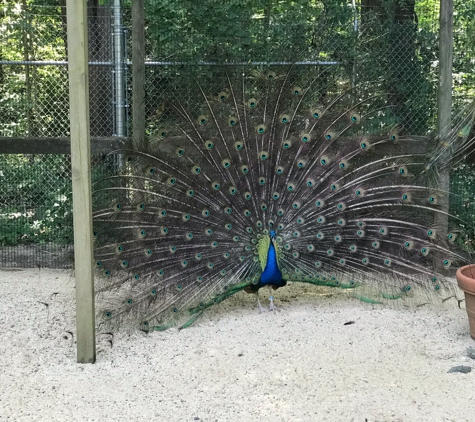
[{"xmin": 92, "ymin": 65, "xmax": 475, "ymax": 331}]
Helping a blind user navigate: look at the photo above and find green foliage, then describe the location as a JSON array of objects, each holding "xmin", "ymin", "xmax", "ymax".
[{"xmin": 0, "ymin": 154, "xmax": 72, "ymax": 246}]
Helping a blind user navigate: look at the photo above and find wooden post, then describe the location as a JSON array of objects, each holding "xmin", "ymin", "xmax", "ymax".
[
  {"xmin": 438, "ymin": 0, "xmax": 453, "ymax": 136},
  {"xmin": 66, "ymin": 0, "xmax": 96, "ymax": 364},
  {"xmin": 132, "ymin": 0, "xmax": 146, "ymax": 148},
  {"xmin": 434, "ymin": 0, "xmax": 453, "ymax": 241}
]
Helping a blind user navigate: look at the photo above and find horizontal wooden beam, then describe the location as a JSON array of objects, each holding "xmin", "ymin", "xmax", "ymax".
[{"xmin": 0, "ymin": 137, "xmax": 128, "ymax": 155}]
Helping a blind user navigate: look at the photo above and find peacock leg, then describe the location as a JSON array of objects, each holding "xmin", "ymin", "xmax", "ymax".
[
  {"xmin": 268, "ymin": 286, "xmax": 278, "ymax": 311},
  {"xmin": 256, "ymin": 292, "xmax": 267, "ymax": 313}
]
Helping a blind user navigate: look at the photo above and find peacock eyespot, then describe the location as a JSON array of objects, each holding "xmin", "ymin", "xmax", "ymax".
[
  {"xmin": 205, "ymin": 228, "xmax": 213, "ymax": 235},
  {"xmin": 126, "ymin": 299, "xmax": 133, "ymax": 305},
  {"xmin": 175, "ymin": 147, "xmax": 185, "ymax": 157},
  {"xmin": 244, "ymin": 209, "xmax": 252, "ymax": 217},
  {"xmin": 315, "ymin": 261, "xmax": 322, "ymax": 268},
  {"xmin": 218, "ymin": 91, "xmax": 228, "ymax": 101},
  {"xmin": 228, "ymin": 117, "xmax": 237, "ymax": 126},
  {"xmin": 349, "ymin": 245, "xmax": 357, "ymax": 252},
  {"xmin": 317, "ymin": 216, "xmax": 325, "ymax": 223},
  {"xmin": 259, "ymin": 151, "xmax": 268, "ymax": 160},
  {"xmin": 104, "ymin": 311, "xmax": 112, "ymax": 318},
  {"xmin": 338, "ymin": 219, "xmax": 346, "ymax": 226},
  {"xmin": 283, "ymin": 140, "xmax": 292, "ymax": 149},
  {"xmin": 267, "ymin": 71, "xmax": 276, "ymax": 79},
  {"xmin": 372, "ymin": 241, "xmax": 380, "ymax": 248},
  {"xmin": 234, "ymin": 141, "xmax": 243, "ymax": 151},
  {"xmin": 428, "ymin": 196, "xmax": 437, "ymax": 204},
  {"xmin": 443, "ymin": 259, "xmax": 451, "ymax": 267},
  {"xmin": 247, "ymin": 98, "xmax": 257, "ymax": 108},
  {"xmin": 167, "ymin": 177, "xmax": 176, "ymax": 186},
  {"xmin": 138, "ymin": 229, "xmax": 146, "ymax": 237},
  {"xmin": 327, "ymin": 249, "xmax": 334, "ymax": 256},
  {"xmin": 292, "ymin": 202, "xmax": 300, "ymax": 210},
  {"xmin": 169, "ymin": 246, "xmax": 177, "ymax": 253},
  {"xmin": 204, "ymin": 140, "xmax": 214, "ymax": 150},
  {"xmin": 272, "ymin": 192, "xmax": 280, "ymax": 200},
  {"xmin": 403, "ymin": 285, "xmax": 411, "ymax": 292},
  {"xmin": 229, "ymin": 187, "xmax": 237, "ymax": 195},
  {"xmin": 181, "ymin": 260, "xmax": 188, "ymax": 267},
  {"xmin": 134, "ymin": 274, "xmax": 140, "ymax": 280},
  {"xmin": 147, "ymin": 167, "xmax": 155, "ymax": 175},
  {"xmin": 339, "ymin": 259, "xmax": 346, "ymax": 265},
  {"xmin": 95, "ymin": 260, "xmax": 102, "ymax": 267},
  {"xmin": 276, "ymin": 166, "xmax": 284, "ymax": 175},
  {"xmin": 362, "ymin": 258, "xmax": 369, "ymax": 265},
  {"xmin": 241, "ymin": 165, "xmax": 249, "ymax": 174},
  {"xmin": 191, "ymin": 165, "xmax": 201, "ymax": 175},
  {"xmin": 384, "ymin": 259, "xmax": 391, "ymax": 266},
  {"xmin": 176, "ymin": 283, "xmax": 183, "ymax": 291},
  {"xmin": 157, "ymin": 270, "xmax": 164, "ymax": 276},
  {"xmin": 301, "ymin": 133, "xmax": 311, "ymax": 143},
  {"xmin": 186, "ymin": 189, "xmax": 195, "ymax": 197},
  {"xmin": 113, "ymin": 202, "xmax": 122, "ymax": 211},
  {"xmin": 198, "ymin": 115, "xmax": 208, "ymax": 125},
  {"xmin": 103, "ymin": 269, "xmax": 111, "ymax": 277},
  {"xmin": 145, "ymin": 249, "xmax": 153, "ymax": 256},
  {"xmin": 224, "ymin": 252, "xmax": 231, "ymax": 258},
  {"xmin": 186, "ymin": 232, "xmax": 193, "ymax": 240},
  {"xmin": 160, "ymin": 130, "xmax": 167, "ymax": 139},
  {"xmin": 202, "ymin": 209, "xmax": 210, "ymax": 217},
  {"xmin": 182, "ymin": 213, "xmax": 191, "ymax": 222},
  {"xmin": 257, "ymin": 125, "xmax": 266, "ymax": 134},
  {"xmin": 360, "ymin": 141, "xmax": 368, "ymax": 150},
  {"xmin": 350, "ymin": 113, "xmax": 360, "ymax": 123},
  {"xmin": 195, "ymin": 253, "xmax": 202, "ymax": 260},
  {"xmin": 244, "ymin": 192, "xmax": 252, "ymax": 200},
  {"xmin": 220, "ymin": 270, "xmax": 227, "ymax": 276},
  {"xmin": 277, "ymin": 208, "xmax": 284, "ymax": 216},
  {"xmin": 259, "ymin": 177, "xmax": 266, "ymax": 185},
  {"xmin": 196, "ymin": 276, "xmax": 203, "ymax": 282},
  {"xmin": 212, "ymin": 182, "xmax": 220, "ymax": 190},
  {"xmin": 311, "ymin": 108, "xmax": 322, "ymax": 119},
  {"xmin": 150, "ymin": 289, "xmax": 157, "ymax": 296},
  {"xmin": 315, "ymin": 199, "xmax": 324, "ymax": 208},
  {"xmin": 225, "ymin": 223, "xmax": 232, "ymax": 230},
  {"xmin": 292, "ymin": 86, "xmax": 302, "ymax": 95},
  {"xmin": 335, "ymin": 235, "xmax": 342, "ymax": 242},
  {"xmin": 287, "ymin": 183, "xmax": 295, "ymax": 192},
  {"xmin": 161, "ymin": 227, "xmax": 169, "ymax": 235},
  {"xmin": 325, "ymin": 133, "xmax": 332, "ymax": 140}
]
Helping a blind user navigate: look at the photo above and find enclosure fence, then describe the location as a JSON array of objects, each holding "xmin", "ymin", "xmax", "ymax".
[{"xmin": 0, "ymin": 1, "xmax": 474, "ymax": 268}]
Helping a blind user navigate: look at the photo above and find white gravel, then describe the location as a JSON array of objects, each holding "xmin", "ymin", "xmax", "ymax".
[{"xmin": 1, "ymin": 267, "xmax": 475, "ymax": 422}]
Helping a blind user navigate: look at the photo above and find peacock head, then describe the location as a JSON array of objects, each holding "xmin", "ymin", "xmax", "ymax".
[{"xmin": 270, "ymin": 230, "xmax": 276, "ymax": 238}]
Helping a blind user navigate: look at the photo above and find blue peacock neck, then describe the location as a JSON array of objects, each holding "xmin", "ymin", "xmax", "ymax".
[{"xmin": 255, "ymin": 231, "xmax": 285, "ymax": 290}]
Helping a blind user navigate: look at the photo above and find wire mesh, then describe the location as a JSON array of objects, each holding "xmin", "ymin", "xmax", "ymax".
[{"xmin": 0, "ymin": 0, "xmax": 474, "ymax": 268}]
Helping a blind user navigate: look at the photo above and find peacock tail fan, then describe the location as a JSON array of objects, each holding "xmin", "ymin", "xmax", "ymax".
[{"xmin": 92, "ymin": 64, "xmax": 473, "ymax": 331}]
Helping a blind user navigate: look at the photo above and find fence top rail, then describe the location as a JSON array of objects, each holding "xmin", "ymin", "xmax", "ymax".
[{"xmin": 0, "ymin": 60, "xmax": 340, "ymax": 67}]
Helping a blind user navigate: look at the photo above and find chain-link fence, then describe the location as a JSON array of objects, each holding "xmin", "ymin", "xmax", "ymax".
[{"xmin": 1, "ymin": 0, "xmax": 474, "ymax": 268}]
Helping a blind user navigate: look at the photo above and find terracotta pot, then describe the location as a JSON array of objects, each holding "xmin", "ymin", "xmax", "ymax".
[{"xmin": 456, "ymin": 264, "xmax": 475, "ymax": 340}]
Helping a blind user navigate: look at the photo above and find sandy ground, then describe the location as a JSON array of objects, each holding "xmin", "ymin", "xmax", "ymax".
[{"xmin": 1, "ymin": 268, "xmax": 475, "ymax": 422}]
